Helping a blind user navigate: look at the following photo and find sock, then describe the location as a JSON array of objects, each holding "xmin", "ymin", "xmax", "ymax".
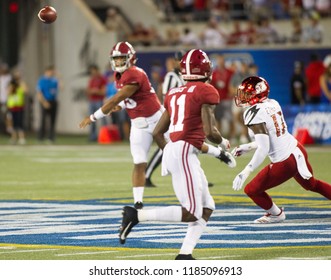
[
  {"xmin": 138, "ymin": 206, "xmax": 182, "ymax": 222},
  {"xmin": 133, "ymin": 186, "xmax": 144, "ymax": 203},
  {"xmin": 267, "ymin": 202, "xmax": 281, "ymax": 215},
  {"xmin": 179, "ymin": 218, "xmax": 207, "ymax": 255}
]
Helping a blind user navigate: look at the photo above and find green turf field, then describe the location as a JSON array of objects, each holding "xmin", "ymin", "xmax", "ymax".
[{"xmin": 0, "ymin": 136, "xmax": 330, "ymax": 260}]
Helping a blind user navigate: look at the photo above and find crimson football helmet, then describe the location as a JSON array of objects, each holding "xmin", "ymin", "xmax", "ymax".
[
  {"xmin": 180, "ymin": 49, "xmax": 212, "ymax": 81},
  {"xmin": 235, "ymin": 76, "xmax": 270, "ymax": 107},
  {"xmin": 109, "ymin": 41, "xmax": 137, "ymax": 73}
]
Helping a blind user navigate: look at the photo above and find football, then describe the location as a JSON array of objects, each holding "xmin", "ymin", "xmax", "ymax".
[{"xmin": 38, "ymin": 6, "xmax": 57, "ymax": 24}]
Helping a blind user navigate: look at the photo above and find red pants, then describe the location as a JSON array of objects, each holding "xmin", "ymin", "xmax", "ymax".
[{"xmin": 244, "ymin": 143, "xmax": 331, "ymax": 210}]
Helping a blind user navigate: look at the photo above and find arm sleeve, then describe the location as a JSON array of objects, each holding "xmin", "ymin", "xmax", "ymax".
[{"xmin": 246, "ymin": 133, "xmax": 270, "ymax": 171}]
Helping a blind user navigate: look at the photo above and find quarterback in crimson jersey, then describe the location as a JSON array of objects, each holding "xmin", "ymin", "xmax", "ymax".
[
  {"xmin": 115, "ymin": 65, "xmax": 161, "ymax": 119},
  {"xmin": 80, "ymin": 41, "xmax": 164, "ymax": 210},
  {"xmin": 231, "ymin": 76, "xmax": 331, "ymax": 223},
  {"xmin": 119, "ymin": 49, "xmax": 236, "ymax": 260}
]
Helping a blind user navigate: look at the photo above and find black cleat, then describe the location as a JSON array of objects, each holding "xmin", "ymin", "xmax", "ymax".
[
  {"xmin": 119, "ymin": 206, "xmax": 139, "ymax": 244},
  {"xmin": 134, "ymin": 201, "xmax": 144, "ymax": 209},
  {"xmin": 175, "ymin": 254, "xmax": 196, "ymax": 260},
  {"xmin": 145, "ymin": 178, "xmax": 157, "ymax": 188},
  {"xmin": 208, "ymin": 182, "xmax": 214, "ymax": 187},
  {"xmin": 216, "ymin": 150, "xmax": 236, "ymax": 168}
]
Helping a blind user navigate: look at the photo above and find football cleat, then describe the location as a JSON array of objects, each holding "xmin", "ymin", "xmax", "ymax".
[
  {"xmin": 119, "ymin": 206, "xmax": 139, "ymax": 244},
  {"xmin": 175, "ymin": 254, "xmax": 196, "ymax": 260},
  {"xmin": 134, "ymin": 202, "xmax": 143, "ymax": 209},
  {"xmin": 254, "ymin": 208, "xmax": 286, "ymax": 224},
  {"xmin": 216, "ymin": 149, "xmax": 236, "ymax": 168}
]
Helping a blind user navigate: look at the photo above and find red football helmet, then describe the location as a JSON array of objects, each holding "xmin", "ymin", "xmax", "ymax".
[
  {"xmin": 109, "ymin": 41, "xmax": 137, "ymax": 73},
  {"xmin": 180, "ymin": 49, "xmax": 212, "ymax": 81},
  {"xmin": 235, "ymin": 76, "xmax": 270, "ymax": 107}
]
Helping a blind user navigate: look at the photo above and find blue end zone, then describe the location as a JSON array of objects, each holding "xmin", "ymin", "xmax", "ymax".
[{"xmin": 0, "ymin": 197, "xmax": 330, "ymax": 249}]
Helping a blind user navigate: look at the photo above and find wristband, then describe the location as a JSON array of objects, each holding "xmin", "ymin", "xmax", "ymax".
[
  {"xmin": 89, "ymin": 114, "xmax": 96, "ymax": 122},
  {"xmin": 204, "ymin": 143, "xmax": 221, "ymax": 157},
  {"xmin": 93, "ymin": 108, "xmax": 107, "ymax": 120}
]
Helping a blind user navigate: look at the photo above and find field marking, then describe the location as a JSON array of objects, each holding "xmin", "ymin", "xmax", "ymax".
[
  {"xmin": 0, "ymin": 249, "xmax": 58, "ymax": 254},
  {"xmin": 56, "ymin": 251, "xmax": 117, "ymax": 256},
  {"xmin": 116, "ymin": 253, "xmax": 175, "ymax": 259}
]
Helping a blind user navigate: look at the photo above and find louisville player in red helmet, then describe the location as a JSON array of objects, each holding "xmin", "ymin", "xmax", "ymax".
[
  {"xmin": 119, "ymin": 49, "xmax": 236, "ymax": 260},
  {"xmin": 232, "ymin": 76, "xmax": 331, "ymax": 223},
  {"xmin": 80, "ymin": 41, "xmax": 164, "ymax": 210}
]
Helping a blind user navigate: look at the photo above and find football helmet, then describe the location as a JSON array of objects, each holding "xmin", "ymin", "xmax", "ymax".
[
  {"xmin": 109, "ymin": 41, "xmax": 137, "ymax": 73},
  {"xmin": 235, "ymin": 76, "xmax": 270, "ymax": 107},
  {"xmin": 180, "ymin": 49, "xmax": 212, "ymax": 81}
]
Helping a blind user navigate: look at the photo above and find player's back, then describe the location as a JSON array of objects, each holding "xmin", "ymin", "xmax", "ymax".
[
  {"xmin": 164, "ymin": 81, "xmax": 219, "ymax": 150},
  {"xmin": 244, "ymin": 99, "xmax": 297, "ymax": 162}
]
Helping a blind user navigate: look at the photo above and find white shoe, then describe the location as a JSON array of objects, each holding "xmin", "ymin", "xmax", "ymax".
[{"xmin": 254, "ymin": 208, "xmax": 286, "ymax": 224}]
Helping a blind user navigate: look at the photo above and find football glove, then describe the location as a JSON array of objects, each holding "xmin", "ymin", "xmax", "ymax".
[
  {"xmin": 231, "ymin": 142, "xmax": 257, "ymax": 157},
  {"xmin": 216, "ymin": 147, "xmax": 236, "ymax": 168},
  {"xmin": 219, "ymin": 137, "xmax": 230, "ymax": 151},
  {"xmin": 232, "ymin": 165, "xmax": 252, "ymax": 191}
]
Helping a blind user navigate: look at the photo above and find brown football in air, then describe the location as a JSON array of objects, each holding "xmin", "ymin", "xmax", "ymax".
[{"xmin": 38, "ymin": 6, "xmax": 57, "ymax": 24}]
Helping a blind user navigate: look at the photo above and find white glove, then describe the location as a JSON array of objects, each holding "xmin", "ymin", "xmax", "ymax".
[
  {"xmin": 232, "ymin": 165, "xmax": 252, "ymax": 191},
  {"xmin": 219, "ymin": 137, "xmax": 230, "ymax": 151},
  {"xmin": 231, "ymin": 142, "xmax": 257, "ymax": 157}
]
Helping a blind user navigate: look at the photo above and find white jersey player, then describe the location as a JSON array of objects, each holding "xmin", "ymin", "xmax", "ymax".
[{"xmin": 231, "ymin": 76, "xmax": 331, "ymax": 223}]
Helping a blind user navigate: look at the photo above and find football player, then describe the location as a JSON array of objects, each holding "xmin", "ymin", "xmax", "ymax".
[
  {"xmin": 232, "ymin": 76, "xmax": 331, "ymax": 223},
  {"xmin": 79, "ymin": 41, "xmax": 164, "ymax": 210},
  {"xmin": 119, "ymin": 49, "xmax": 236, "ymax": 260}
]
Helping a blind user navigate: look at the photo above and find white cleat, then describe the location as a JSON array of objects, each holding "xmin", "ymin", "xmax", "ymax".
[{"xmin": 254, "ymin": 208, "xmax": 286, "ymax": 224}]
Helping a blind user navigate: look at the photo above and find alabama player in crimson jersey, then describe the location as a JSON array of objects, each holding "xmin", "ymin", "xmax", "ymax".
[
  {"xmin": 79, "ymin": 41, "xmax": 164, "ymax": 209},
  {"xmin": 119, "ymin": 49, "xmax": 236, "ymax": 260},
  {"xmin": 231, "ymin": 76, "xmax": 331, "ymax": 223}
]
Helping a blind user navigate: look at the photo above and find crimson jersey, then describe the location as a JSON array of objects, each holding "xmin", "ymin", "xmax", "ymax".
[
  {"xmin": 164, "ymin": 81, "xmax": 220, "ymax": 150},
  {"xmin": 115, "ymin": 66, "xmax": 161, "ymax": 119}
]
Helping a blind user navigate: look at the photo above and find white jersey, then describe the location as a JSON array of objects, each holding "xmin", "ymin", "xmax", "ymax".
[{"xmin": 243, "ymin": 99, "xmax": 298, "ymax": 163}]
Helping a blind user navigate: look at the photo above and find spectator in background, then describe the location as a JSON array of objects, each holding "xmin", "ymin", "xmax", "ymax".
[
  {"xmin": 165, "ymin": 27, "xmax": 181, "ymax": 46},
  {"xmin": 210, "ymin": 54, "xmax": 235, "ymax": 139},
  {"xmin": 227, "ymin": 21, "xmax": 249, "ymax": 45},
  {"xmin": 200, "ymin": 17, "xmax": 228, "ymax": 48},
  {"xmin": 36, "ymin": 65, "xmax": 60, "ymax": 143},
  {"xmin": 127, "ymin": 22, "xmax": 152, "ymax": 47},
  {"xmin": 315, "ymin": 0, "xmax": 331, "ymax": 17},
  {"xmin": 6, "ymin": 78, "xmax": 26, "ymax": 144},
  {"xmin": 255, "ymin": 17, "xmax": 284, "ymax": 44},
  {"xmin": 305, "ymin": 53, "xmax": 325, "ymax": 104},
  {"xmin": 229, "ymin": 61, "xmax": 250, "ymax": 144},
  {"xmin": 86, "ymin": 64, "xmax": 107, "ymax": 142},
  {"xmin": 149, "ymin": 61, "xmax": 164, "ymax": 102},
  {"xmin": 209, "ymin": 0, "xmax": 230, "ymax": 22},
  {"xmin": 179, "ymin": 27, "xmax": 201, "ymax": 48},
  {"xmin": 289, "ymin": 18, "xmax": 304, "ymax": 44},
  {"xmin": 105, "ymin": 7, "xmax": 131, "ymax": 41},
  {"xmin": 319, "ymin": 62, "xmax": 331, "ymax": 103},
  {"xmin": 302, "ymin": 11, "xmax": 324, "ymax": 44},
  {"xmin": 0, "ymin": 63, "xmax": 12, "ymax": 134},
  {"xmin": 290, "ymin": 61, "xmax": 306, "ymax": 105}
]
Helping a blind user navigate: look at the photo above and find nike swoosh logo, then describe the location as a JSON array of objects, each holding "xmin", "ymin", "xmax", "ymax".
[{"xmin": 120, "ymin": 221, "xmax": 132, "ymax": 240}]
